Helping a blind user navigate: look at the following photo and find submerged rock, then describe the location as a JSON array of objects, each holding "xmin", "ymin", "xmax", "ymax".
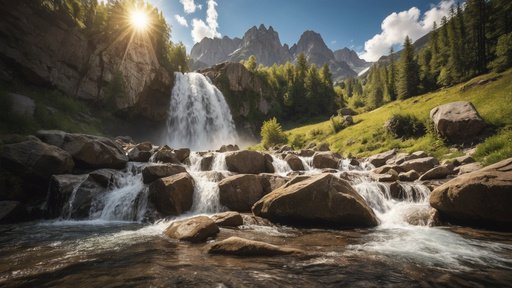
[
  {"xmin": 208, "ymin": 236, "xmax": 302, "ymax": 256},
  {"xmin": 165, "ymin": 216, "xmax": 219, "ymax": 243},
  {"xmin": 252, "ymin": 174, "xmax": 378, "ymax": 228},
  {"xmin": 148, "ymin": 173, "xmax": 194, "ymax": 216},
  {"xmin": 218, "ymin": 174, "xmax": 264, "ymax": 212},
  {"xmin": 430, "ymin": 158, "xmax": 512, "ymax": 229}
]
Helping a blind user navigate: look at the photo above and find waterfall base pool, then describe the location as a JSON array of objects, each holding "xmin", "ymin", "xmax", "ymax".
[{"xmin": 1, "ymin": 220, "xmax": 511, "ymax": 287}]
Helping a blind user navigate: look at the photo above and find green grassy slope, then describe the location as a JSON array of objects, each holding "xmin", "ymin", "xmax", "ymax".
[{"xmin": 283, "ymin": 69, "xmax": 512, "ymax": 164}]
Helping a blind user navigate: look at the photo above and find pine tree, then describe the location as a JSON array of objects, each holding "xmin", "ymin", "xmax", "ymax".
[
  {"xmin": 429, "ymin": 21, "xmax": 441, "ymax": 82},
  {"xmin": 387, "ymin": 47, "xmax": 397, "ymax": 100},
  {"xmin": 445, "ymin": 6, "xmax": 463, "ymax": 85},
  {"xmin": 397, "ymin": 36, "xmax": 419, "ymax": 99},
  {"xmin": 465, "ymin": 0, "xmax": 488, "ymax": 75}
]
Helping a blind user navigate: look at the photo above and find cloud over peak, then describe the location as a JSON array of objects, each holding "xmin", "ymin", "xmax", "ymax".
[
  {"xmin": 360, "ymin": 0, "xmax": 454, "ymax": 62},
  {"xmin": 191, "ymin": 0, "xmax": 221, "ymax": 43},
  {"xmin": 180, "ymin": 0, "xmax": 202, "ymax": 14}
]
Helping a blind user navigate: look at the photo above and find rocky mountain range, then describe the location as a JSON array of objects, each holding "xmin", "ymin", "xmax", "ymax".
[{"xmin": 190, "ymin": 25, "xmax": 372, "ymax": 81}]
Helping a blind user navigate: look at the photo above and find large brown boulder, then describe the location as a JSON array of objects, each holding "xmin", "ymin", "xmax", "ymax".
[
  {"xmin": 55, "ymin": 133, "xmax": 128, "ymax": 169},
  {"xmin": 208, "ymin": 236, "xmax": 302, "ymax": 256},
  {"xmin": 173, "ymin": 148, "xmax": 191, "ymax": 163},
  {"xmin": 252, "ymin": 174, "xmax": 378, "ymax": 228},
  {"xmin": 430, "ymin": 101, "xmax": 487, "ymax": 143},
  {"xmin": 0, "ymin": 140, "xmax": 74, "ymax": 180},
  {"xmin": 285, "ymin": 154, "xmax": 304, "ymax": 171},
  {"xmin": 399, "ymin": 157, "xmax": 439, "ymax": 174},
  {"xmin": 225, "ymin": 150, "xmax": 266, "ymax": 174},
  {"xmin": 142, "ymin": 164, "xmax": 187, "ymax": 184},
  {"xmin": 430, "ymin": 158, "xmax": 512, "ymax": 229},
  {"xmin": 258, "ymin": 174, "xmax": 289, "ymax": 194},
  {"xmin": 148, "ymin": 173, "xmax": 194, "ymax": 216},
  {"xmin": 312, "ymin": 152, "xmax": 340, "ymax": 169},
  {"xmin": 218, "ymin": 174, "xmax": 264, "ymax": 212},
  {"xmin": 419, "ymin": 165, "xmax": 452, "ymax": 181},
  {"xmin": 210, "ymin": 211, "xmax": 244, "ymax": 227},
  {"xmin": 127, "ymin": 147, "xmax": 152, "ymax": 162},
  {"xmin": 46, "ymin": 174, "xmax": 88, "ymax": 218},
  {"xmin": 164, "ymin": 216, "xmax": 219, "ymax": 243},
  {"xmin": 368, "ymin": 149, "xmax": 397, "ymax": 167},
  {"xmin": 151, "ymin": 148, "xmax": 180, "ymax": 164}
]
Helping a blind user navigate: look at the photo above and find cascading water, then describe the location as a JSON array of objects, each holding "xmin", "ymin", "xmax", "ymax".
[
  {"xmin": 270, "ymin": 154, "xmax": 292, "ymax": 175},
  {"xmin": 163, "ymin": 72, "xmax": 239, "ymax": 151}
]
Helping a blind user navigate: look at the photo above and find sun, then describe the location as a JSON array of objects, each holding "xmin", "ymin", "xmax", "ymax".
[{"xmin": 130, "ymin": 10, "xmax": 150, "ymax": 32}]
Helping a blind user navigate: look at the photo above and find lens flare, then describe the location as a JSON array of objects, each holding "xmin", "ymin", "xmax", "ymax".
[{"xmin": 130, "ymin": 10, "xmax": 149, "ymax": 32}]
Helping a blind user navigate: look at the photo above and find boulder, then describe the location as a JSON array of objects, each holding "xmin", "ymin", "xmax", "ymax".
[
  {"xmin": 151, "ymin": 149, "xmax": 180, "ymax": 164},
  {"xmin": 218, "ymin": 144, "xmax": 240, "ymax": 152},
  {"xmin": 453, "ymin": 155, "xmax": 475, "ymax": 166},
  {"xmin": 252, "ymin": 174, "xmax": 378, "ymax": 228},
  {"xmin": 430, "ymin": 158, "xmax": 512, "ymax": 229},
  {"xmin": 258, "ymin": 174, "xmax": 289, "ymax": 194},
  {"xmin": 430, "ymin": 101, "xmax": 487, "ymax": 143},
  {"xmin": 398, "ymin": 170, "xmax": 420, "ymax": 182},
  {"xmin": 0, "ymin": 140, "xmax": 74, "ymax": 180},
  {"xmin": 399, "ymin": 157, "xmax": 439, "ymax": 174},
  {"xmin": 174, "ymin": 148, "xmax": 191, "ymax": 163},
  {"xmin": 36, "ymin": 130, "xmax": 67, "ymax": 147},
  {"xmin": 298, "ymin": 149, "xmax": 315, "ymax": 157},
  {"xmin": 135, "ymin": 142, "xmax": 153, "ymax": 152},
  {"xmin": 148, "ymin": 173, "xmax": 194, "ymax": 216},
  {"xmin": 419, "ymin": 165, "xmax": 452, "ymax": 181},
  {"xmin": 263, "ymin": 154, "xmax": 275, "ymax": 174},
  {"xmin": 456, "ymin": 162, "xmax": 483, "ymax": 175},
  {"xmin": 128, "ymin": 147, "xmax": 152, "ymax": 162},
  {"xmin": 208, "ymin": 237, "xmax": 302, "ymax": 256},
  {"xmin": 46, "ymin": 174, "xmax": 88, "ymax": 218},
  {"xmin": 164, "ymin": 216, "xmax": 219, "ymax": 243},
  {"xmin": 316, "ymin": 143, "xmax": 330, "ymax": 152},
  {"xmin": 368, "ymin": 149, "xmax": 397, "ymax": 168},
  {"xmin": 218, "ymin": 174, "xmax": 264, "ymax": 212},
  {"xmin": 343, "ymin": 115, "xmax": 354, "ymax": 125},
  {"xmin": 200, "ymin": 154, "xmax": 214, "ymax": 171},
  {"xmin": 59, "ymin": 133, "xmax": 128, "ymax": 169},
  {"xmin": 142, "ymin": 164, "xmax": 187, "ymax": 184},
  {"xmin": 285, "ymin": 154, "xmax": 305, "ymax": 171},
  {"xmin": 371, "ymin": 171, "xmax": 398, "ymax": 182},
  {"xmin": 210, "ymin": 211, "xmax": 244, "ymax": 227},
  {"xmin": 0, "ymin": 201, "xmax": 29, "ymax": 224},
  {"xmin": 312, "ymin": 152, "xmax": 340, "ymax": 169},
  {"xmin": 225, "ymin": 150, "xmax": 266, "ymax": 174},
  {"xmin": 65, "ymin": 175, "xmax": 108, "ymax": 219},
  {"xmin": 372, "ymin": 165, "xmax": 403, "ymax": 174}
]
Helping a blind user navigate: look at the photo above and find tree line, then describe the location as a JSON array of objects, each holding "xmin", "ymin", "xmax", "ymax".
[{"xmin": 341, "ymin": 0, "xmax": 512, "ymax": 111}]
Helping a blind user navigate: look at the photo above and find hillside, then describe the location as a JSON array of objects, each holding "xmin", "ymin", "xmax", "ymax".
[{"xmin": 281, "ymin": 68, "xmax": 512, "ymax": 164}]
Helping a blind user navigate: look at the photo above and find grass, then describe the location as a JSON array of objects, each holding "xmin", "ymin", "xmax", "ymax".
[{"xmin": 266, "ymin": 68, "xmax": 512, "ymax": 163}]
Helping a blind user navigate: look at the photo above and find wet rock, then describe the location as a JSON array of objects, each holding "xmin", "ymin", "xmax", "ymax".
[
  {"xmin": 128, "ymin": 147, "xmax": 152, "ymax": 162},
  {"xmin": 46, "ymin": 174, "xmax": 88, "ymax": 218},
  {"xmin": 0, "ymin": 140, "xmax": 74, "ymax": 180},
  {"xmin": 225, "ymin": 150, "xmax": 266, "ymax": 174},
  {"xmin": 89, "ymin": 169, "xmax": 120, "ymax": 187},
  {"xmin": 430, "ymin": 158, "xmax": 512, "ymax": 229},
  {"xmin": 399, "ymin": 157, "xmax": 439, "ymax": 174},
  {"xmin": 151, "ymin": 149, "xmax": 180, "ymax": 164},
  {"xmin": 430, "ymin": 101, "xmax": 487, "ymax": 144},
  {"xmin": 208, "ymin": 236, "xmax": 302, "ymax": 256},
  {"xmin": 298, "ymin": 149, "xmax": 315, "ymax": 157},
  {"xmin": 389, "ymin": 182, "xmax": 404, "ymax": 200},
  {"xmin": 218, "ymin": 144, "xmax": 240, "ymax": 152},
  {"xmin": 0, "ymin": 201, "xmax": 28, "ymax": 224},
  {"xmin": 398, "ymin": 170, "xmax": 420, "ymax": 182},
  {"xmin": 372, "ymin": 165, "xmax": 403, "ymax": 174},
  {"xmin": 277, "ymin": 145, "xmax": 292, "ymax": 153},
  {"xmin": 252, "ymin": 174, "xmax": 379, "ymax": 228},
  {"xmin": 419, "ymin": 165, "xmax": 452, "ymax": 181},
  {"xmin": 218, "ymin": 174, "xmax": 264, "ymax": 212},
  {"xmin": 164, "ymin": 216, "xmax": 219, "ymax": 243},
  {"xmin": 142, "ymin": 164, "xmax": 187, "ymax": 184},
  {"xmin": 210, "ymin": 211, "xmax": 244, "ymax": 227},
  {"xmin": 148, "ymin": 173, "xmax": 194, "ymax": 216},
  {"xmin": 285, "ymin": 154, "xmax": 304, "ymax": 171},
  {"xmin": 368, "ymin": 149, "xmax": 397, "ymax": 168},
  {"xmin": 67, "ymin": 176, "xmax": 108, "ymax": 219},
  {"xmin": 263, "ymin": 154, "xmax": 275, "ymax": 174},
  {"xmin": 200, "ymin": 153, "xmax": 214, "ymax": 171},
  {"xmin": 174, "ymin": 148, "xmax": 191, "ymax": 163},
  {"xmin": 456, "ymin": 162, "xmax": 483, "ymax": 175},
  {"xmin": 134, "ymin": 142, "xmax": 153, "ymax": 152},
  {"xmin": 312, "ymin": 152, "xmax": 340, "ymax": 169},
  {"xmin": 241, "ymin": 214, "xmax": 274, "ymax": 226},
  {"xmin": 258, "ymin": 174, "xmax": 289, "ymax": 194},
  {"xmin": 36, "ymin": 130, "xmax": 67, "ymax": 147},
  {"xmin": 370, "ymin": 172, "xmax": 398, "ymax": 182}
]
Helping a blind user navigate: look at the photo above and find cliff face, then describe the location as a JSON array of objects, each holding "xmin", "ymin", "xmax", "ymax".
[
  {"xmin": 199, "ymin": 62, "xmax": 277, "ymax": 138},
  {"xmin": 190, "ymin": 36, "xmax": 242, "ymax": 70},
  {"xmin": 0, "ymin": 3, "xmax": 172, "ymax": 121}
]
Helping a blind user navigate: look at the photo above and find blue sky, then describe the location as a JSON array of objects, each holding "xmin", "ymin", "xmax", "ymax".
[{"xmin": 150, "ymin": 0, "xmax": 455, "ymax": 61}]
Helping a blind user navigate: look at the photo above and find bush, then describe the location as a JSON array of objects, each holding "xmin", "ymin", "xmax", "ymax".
[
  {"xmin": 385, "ymin": 113, "xmax": 425, "ymax": 139},
  {"xmin": 289, "ymin": 133, "xmax": 306, "ymax": 149},
  {"xmin": 309, "ymin": 128, "xmax": 324, "ymax": 138},
  {"xmin": 330, "ymin": 116, "xmax": 346, "ymax": 134},
  {"xmin": 260, "ymin": 117, "xmax": 287, "ymax": 149}
]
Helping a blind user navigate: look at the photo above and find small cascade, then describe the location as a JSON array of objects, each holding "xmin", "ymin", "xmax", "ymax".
[
  {"xmin": 298, "ymin": 156, "xmax": 315, "ymax": 171},
  {"xmin": 163, "ymin": 72, "xmax": 239, "ymax": 151},
  {"xmin": 211, "ymin": 152, "xmax": 228, "ymax": 171},
  {"xmin": 271, "ymin": 154, "xmax": 292, "ymax": 175}
]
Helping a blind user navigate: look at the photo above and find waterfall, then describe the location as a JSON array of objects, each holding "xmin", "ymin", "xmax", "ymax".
[
  {"xmin": 270, "ymin": 154, "xmax": 292, "ymax": 175},
  {"xmin": 163, "ymin": 72, "xmax": 239, "ymax": 151}
]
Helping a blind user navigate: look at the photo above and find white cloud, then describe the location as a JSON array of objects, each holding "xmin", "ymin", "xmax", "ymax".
[
  {"xmin": 174, "ymin": 14, "xmax": 188, "ymax": 27},
  {"xmin": 360, "ymin": 0, "xmax": 454, "ymax": 62},
  {"xmin": 191, "ymin": 0, "xmax": 221, "ymax": 43},
  {"xmin": 180, "ymin": 0, "xmax": 202, "ymax": 14}
]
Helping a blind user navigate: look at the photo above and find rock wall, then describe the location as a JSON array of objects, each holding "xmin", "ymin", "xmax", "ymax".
[
  {"xmin": 0, "ymin": 2, "xmax": 172, "ymax": 121},
  {"xmin": 199, "ymin": 62, "xmax": 277, "ymax": 138}
]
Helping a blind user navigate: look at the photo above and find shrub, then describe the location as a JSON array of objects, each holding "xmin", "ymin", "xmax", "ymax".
[
  {"xmin": 260, "ymin": 117, "xmax": 287, "ymax": 149},
  {"xmin": 330, "ymin": 115, "xmax": 346, "ymax": 134},
  {"xmin": 385, "ymin": 113, "xmax": 425, "ymax": 139},
  {"xmin": 289, "ymin": 133, "xmax": 306, "ymax": 149},
  {"xmin": 309, "ymin": 128, "xmax": 324, "ymax": 138}
]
